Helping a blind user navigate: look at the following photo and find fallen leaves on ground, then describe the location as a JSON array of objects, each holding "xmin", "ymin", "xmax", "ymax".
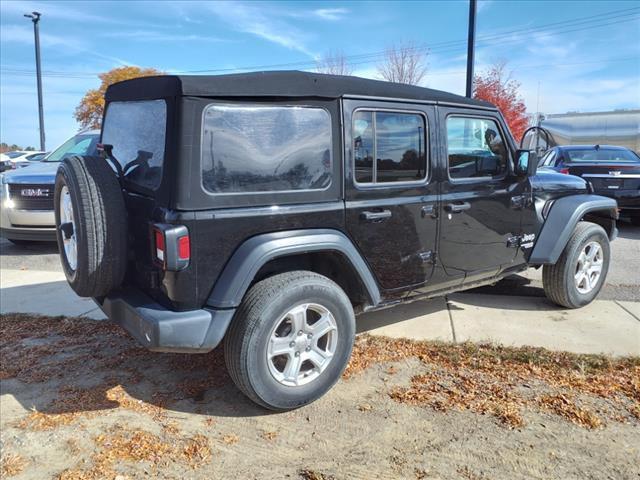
[
  {"xmin": 347, "ymin": 334, "xmax": 639, "ymax": 429},
  {"xmin": 221, "ymin": 433, "xmax": 239, "ymax": 445},
  {"xmin": 298, "ymin": 469, "xmax": 335, "ymax": 480},
  {"xmin": 56, "ymin": 426, "xmax": 211, "ymax": 479},
  {"xmin": 0, "ymin": 453, "xmax": 28, "ymax": 477}
]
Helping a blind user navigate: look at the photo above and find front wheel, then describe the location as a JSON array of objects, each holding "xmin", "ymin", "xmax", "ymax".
[
  {"xmin": 542, "ymin": 221, "xmax": 610, "ymax": 309},
  {"xmin": 224, "ymin": 271, "xmax": 355, "ymax": 411}
]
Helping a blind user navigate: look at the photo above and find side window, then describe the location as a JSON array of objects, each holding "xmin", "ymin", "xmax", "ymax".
[
  {"xmin": 446, "ymin": 116, "xmax": 508, "ymax": 180},
  {"xmin": 541, "ymin": 150, "xmax": 557, "ymax": 166},
  {"xmin": 353, "ymin": 110, "xmax": 427, "ymax": 185},
  {"xmin": 201, "ymin": 105, "xmax": 332, "ymax": 194}
]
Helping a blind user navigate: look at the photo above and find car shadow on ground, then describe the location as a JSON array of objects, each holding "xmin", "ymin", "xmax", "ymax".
[
  {"xmin": 1, "ymin": 314, "xmax": 273, "ymax": 420},
  {"xmin": 0, "ymin": 239, "xmax": 58, "ymax": 256}
]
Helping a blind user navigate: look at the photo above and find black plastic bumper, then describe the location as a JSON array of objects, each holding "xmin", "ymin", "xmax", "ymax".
[{"xmin": 95, "ymin": 289, "xmax": 235, "ymax": 353}]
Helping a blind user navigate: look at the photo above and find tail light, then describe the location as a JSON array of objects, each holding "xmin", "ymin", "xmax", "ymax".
[
  {"xmin": 559, "ymin": 168, "xmax": 570, "ymax": 174},
  {"xmin": 152, "ymin": 224, "xmax": 190, "ymax": 271}
]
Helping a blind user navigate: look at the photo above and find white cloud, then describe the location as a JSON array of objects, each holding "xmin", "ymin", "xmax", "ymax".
[
  {"xmin": 0, "ymin": 0, "xmax": 166, "ymax": 28},
  {"xmin": 312, "ymin": 8, "xmax": 349, "ymax": 21},
  {"xmin": 1, "ymin": 24, "xmax": 133, "ymax": 66},
  {"xmin": 99, "ymin": 30, "xmax": 228, "ymax": 43},
  {"xmin": 206, "ymin": 2, "xmax": 317, "ymax": 58}
]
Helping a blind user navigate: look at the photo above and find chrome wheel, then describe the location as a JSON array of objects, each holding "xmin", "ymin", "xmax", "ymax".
[
  {"xmin": 574, "ymin": 241, "xmax": 603, "ymax": 294},
  {"xmin": 59, "ymin": 185, "xmax": 77, "ymax": 271},
  {"xmin": 267, "ymin": 303, "xmax": 338, "ymax": 387}
]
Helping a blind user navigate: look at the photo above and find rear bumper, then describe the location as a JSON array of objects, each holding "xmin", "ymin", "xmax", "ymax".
[
  {"xmin": 593, "ymin": 189, "xmax": 640, "ymax": 210},
  {"xmin": 95, "ymin": 289, "xmax": 235, "ymax": 353}
]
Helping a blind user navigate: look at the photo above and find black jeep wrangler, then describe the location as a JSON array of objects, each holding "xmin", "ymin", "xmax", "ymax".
[{"xmin": 54, "ymin": 71, "xmax": 617, "ymax": 410}]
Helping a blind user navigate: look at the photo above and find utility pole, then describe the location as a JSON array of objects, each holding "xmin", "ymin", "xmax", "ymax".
[
  {"xmin": 465, "ymin": 0, "xmax": 477, "ymax": 98},
  {"xmin": 24, "ymin": 11, "xmax": 45, "ymax": 151}
]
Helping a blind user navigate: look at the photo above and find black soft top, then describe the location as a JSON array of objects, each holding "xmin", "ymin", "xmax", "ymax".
[{"xmin": 105, "ymin": 70, "xmax": 493, "ymax": 108}]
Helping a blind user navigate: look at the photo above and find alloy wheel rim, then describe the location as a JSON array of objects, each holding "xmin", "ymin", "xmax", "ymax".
[
  {"xmin": 59, "ymin": 185, "xmax": 77, "ymax": 271},
  {"xmin": 574, "ymin": 241, "xmax": 603, "ymax": 294},
  {"xmin": 266, "ymin": 303, "xmax": 338, "ymax": 387}
]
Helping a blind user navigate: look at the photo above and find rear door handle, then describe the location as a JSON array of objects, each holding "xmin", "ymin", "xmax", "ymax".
[
  {"xmin": 421, "ymin": 205, "xmax": 437, "ymax": 218},
  {"xmin": 444, "ymin": 202, "xmax": 471, "ymax": 213},
  {"xmin": 361, "ymin": 210, "xmax": 392, "ymax": 222}
]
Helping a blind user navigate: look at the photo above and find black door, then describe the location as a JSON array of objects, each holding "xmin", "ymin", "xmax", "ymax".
[
  {"xmin": 437, "ymin": 107, "xmax": 527, "ymax": 283},
  {"xmin": 343, "ymin": 99, "xmax": 439, "ymax": 293}
]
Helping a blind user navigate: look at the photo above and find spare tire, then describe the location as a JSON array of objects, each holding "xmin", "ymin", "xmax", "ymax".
[{"xmin": 54, "ymin": 155, "xmax": 128, "ymax": 297}]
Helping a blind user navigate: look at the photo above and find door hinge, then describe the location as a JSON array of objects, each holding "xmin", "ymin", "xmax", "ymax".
[{"xmin": 506, "ymin": 235, "xmax": 521, "ymax": 248}]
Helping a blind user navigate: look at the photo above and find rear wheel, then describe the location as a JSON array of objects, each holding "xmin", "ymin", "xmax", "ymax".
[
  {"xmin": 542, "ymin": 222, "xmax": 610, "ymax": 309},
  {"xmin": 54, "ymin": 155, "xmax": 128, "ymax": 297},
  {"xmin": 224, "ymin": 271, "xmax": 355, "ymax": 411}
]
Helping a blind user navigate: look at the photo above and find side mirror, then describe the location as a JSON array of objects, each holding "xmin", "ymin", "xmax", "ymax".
[{"xmin": 514, "ymin": 149, "xmax": 538, "ymax": 177}]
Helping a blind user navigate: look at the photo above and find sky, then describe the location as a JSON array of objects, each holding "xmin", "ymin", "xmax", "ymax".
[{"xmin": 1, "ymin": 0, "xmax": 639, "ymax": 150}]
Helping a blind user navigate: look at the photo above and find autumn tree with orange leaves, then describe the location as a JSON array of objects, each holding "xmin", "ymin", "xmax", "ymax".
[
  {"xmin": 74, "ymin": 66, "xmax": 163, "ymax": 129},
  {"xmin": 473, "ymin": 62, "xmax": 528, "ymax": 141}
]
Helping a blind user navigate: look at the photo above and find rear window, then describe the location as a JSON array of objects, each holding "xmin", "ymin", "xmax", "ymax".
[
  {"xmin": 101, "ymin": 100, "xmax": 167, "ymax": 190},
  {"xmin": 201, "ymin": 105, "xmax": 332, "ymax": 194},
  {"xmin": 565, "ymin": 148, "xmax": 639, "ymax": 163}
]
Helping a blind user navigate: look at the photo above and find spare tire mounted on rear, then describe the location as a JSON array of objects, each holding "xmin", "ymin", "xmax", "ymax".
[{"xmin": 54, "ymin": 155, "xmax": 128, "ymax": 297}]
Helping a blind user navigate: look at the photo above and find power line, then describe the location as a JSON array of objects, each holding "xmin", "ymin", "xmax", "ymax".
[{"xmin": 1, "ymin": 6, "xmax": 639, "ymax": 77}]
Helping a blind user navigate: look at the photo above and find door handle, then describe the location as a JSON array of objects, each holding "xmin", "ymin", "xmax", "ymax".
[
  {"xmin": 361, "ymin": 210, "xmax": 392, "ymax": 222},
  {"xmin": 421, "ymin": 205, "xmax": 437, "ymax": 218},
  {"xmin": 444, "ymin": 202, "xmax": 471, "ymax": 213}
]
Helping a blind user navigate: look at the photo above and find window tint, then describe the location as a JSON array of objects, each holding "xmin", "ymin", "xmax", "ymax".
[
  {"xmin": 446, "ymin": 117, "xmax": 508, "ymax": 179},
  {"xmin": 202, "ymin": 105, "xmax": 332, "ymax": 194},
  {"xmin": 353, "ymin": 110, "xmax": 426, "ymax": 184},
  {"xmin": 102, "ymin": 100, "xmax": 167, "ymax": 189}
]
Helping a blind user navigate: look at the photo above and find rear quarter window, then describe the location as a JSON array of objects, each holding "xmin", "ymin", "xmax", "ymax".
[
  {"xmin": 101, "ymin": 100, "xmax": 167, "ymax": 190},
  {"xmin": 201, "ymin": 105, "xmax": 332, "ymax": 194}
]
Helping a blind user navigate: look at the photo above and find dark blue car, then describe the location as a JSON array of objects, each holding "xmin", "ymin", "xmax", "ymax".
[{"xmin": 538, "ymin": 145, "xmax": 640, "ymax": 224}]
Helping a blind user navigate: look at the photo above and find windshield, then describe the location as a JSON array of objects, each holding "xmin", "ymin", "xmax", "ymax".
[
  {"xmin": 565, "ymin": 148, "xmax": 640, "ymax": 163},
  {"xmin": 45, "ymin": 134, "xmax": 98, "ymax": 162},
  {"xmin": 101, "ymin": 100, "xmax": 167, "ymax": 190},
  {"xmin": 5, "ymin": 151, "xmax": 24, "ymax": 159}
]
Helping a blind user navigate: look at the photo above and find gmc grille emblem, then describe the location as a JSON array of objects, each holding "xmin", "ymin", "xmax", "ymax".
[
  {"xmin": 21, "ymin": 188, "xmax": 50, "ymax": 197},
  {"xmin": 609, "ymin": 171, "xmax": 621, "ymax": 176}
]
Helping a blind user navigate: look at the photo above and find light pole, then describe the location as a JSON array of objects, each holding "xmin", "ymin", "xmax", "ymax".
[
  {"xmin": 465, "ymin": 0, "xmax": 476, "ymax": 98},
  {"xmin": 24, "ymin": 11, "xmax": 45, "ymax": 151}
]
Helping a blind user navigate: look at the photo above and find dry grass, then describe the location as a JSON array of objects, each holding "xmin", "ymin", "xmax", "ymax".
[
  {"xmin": 0, "ymin": 453, "xmax": 28, "ymax": 477},
  {"xmin": 347, "ymin": 334, "xmax": 639, "ymax": 429}
]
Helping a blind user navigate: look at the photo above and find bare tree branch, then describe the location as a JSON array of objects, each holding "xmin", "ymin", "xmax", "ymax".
[
  {"xmin": 315, "ymin": 50, "xmax": 353, "ymax": 76},
  {"xmin": 377, "ymin": 41, "xmax": 429, "ymax": 85}
]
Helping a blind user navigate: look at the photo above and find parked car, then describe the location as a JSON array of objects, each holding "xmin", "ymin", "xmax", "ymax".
[
  {"xmin": 0, "ymin": 151, "xmax": 46, "ymax": 172},
  {"xmin": 53, "ymin": 72, "xmax": 617, "ymax": 411},
  {"xmin": 1, "ymin": 131, "xmax": 99, "ymax": 243},
  {"xmin": 538, "ymin": 145, "xmax": 640, "ymax": 224}
]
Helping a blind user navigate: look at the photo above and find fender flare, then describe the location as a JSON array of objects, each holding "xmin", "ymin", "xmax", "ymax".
[
  {"xmin": 528, "ymin": 194, "xmax": 617, "ymax": 264},
  {"xmin": 206, "ymin": 229, "xmax": 381, "ymax": 309}
]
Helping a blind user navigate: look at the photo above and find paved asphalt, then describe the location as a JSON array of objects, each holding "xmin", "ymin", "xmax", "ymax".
[{"xmin": 1, "ymin": 218, "xmax": 638, "ymax": 302}]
